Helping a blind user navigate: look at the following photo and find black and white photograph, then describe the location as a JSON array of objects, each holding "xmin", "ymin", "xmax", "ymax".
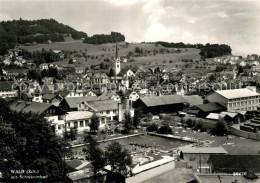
[{"xmin": 0, "ymin": 0, "xmax": 260, "ymax": 182}]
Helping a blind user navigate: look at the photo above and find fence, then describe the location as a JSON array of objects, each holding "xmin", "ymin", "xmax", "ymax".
[{"xmin": 230, "ymin": 126, "xmax": 260, "ymax": 140}]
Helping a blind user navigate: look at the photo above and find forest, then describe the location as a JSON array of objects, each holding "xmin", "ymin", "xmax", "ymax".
[
  {"xmin": 83, "ymin": 32, "xmax": 125, "ymax": 44},
  {"xmin": 0, "ymin": 19, "xmax": 88, "ymax": 55}
]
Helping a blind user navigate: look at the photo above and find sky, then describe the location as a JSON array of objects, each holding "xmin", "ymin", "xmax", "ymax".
[{"xmin": 0, "ymin": 0, "xmax": 259, "ymax": 56}]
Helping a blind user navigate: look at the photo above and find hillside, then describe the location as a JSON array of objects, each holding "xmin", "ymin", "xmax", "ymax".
[{"xmin": 0, "ymin": 18, "xmax": 88, "ymax": 55}]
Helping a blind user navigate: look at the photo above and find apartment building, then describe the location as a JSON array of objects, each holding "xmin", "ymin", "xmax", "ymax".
[{"xmin": 207, "ymin": 88, "xmax": 260, "ymax": 112}]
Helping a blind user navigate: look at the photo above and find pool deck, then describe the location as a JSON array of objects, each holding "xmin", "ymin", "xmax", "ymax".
[{"xmin": 147, "ymin": 132, "xmax": 196, "ymax": 143}]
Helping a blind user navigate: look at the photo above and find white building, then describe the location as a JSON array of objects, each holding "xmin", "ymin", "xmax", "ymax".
[{"xmin": 207, "ymin": 88, "xmax": 260, "ymax": 112}]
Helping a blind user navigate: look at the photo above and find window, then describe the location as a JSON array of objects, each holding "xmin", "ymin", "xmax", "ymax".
[
  {"xmin": 74, "ymin": 121, "xmax": 78, "ymax": 128},
  {"xmin": 113, "ymin": 110, "xmax": 116, "ymax": 114},
  {"xmin": 106, "ymin": 111, "xmax": 110, "ymax": 115},
  {"xmin": 80, "ymin": 121, "xmax": 84, "ymax": 127},
  {"xmin": 68, "ymin": 122, "xmax": 71, "ymax": 128},
  {"xmin": 58, "ymin": 125, "xmax": 62, "ymax": 130},
  {"xmin": 85, "ymin": 120, "xmax": 89, "ymax": 126}
]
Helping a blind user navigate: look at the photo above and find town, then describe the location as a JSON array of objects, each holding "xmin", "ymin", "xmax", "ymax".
[{"xmin": 1, "ymin": 1, "xmax": 260, "ymax": 183}]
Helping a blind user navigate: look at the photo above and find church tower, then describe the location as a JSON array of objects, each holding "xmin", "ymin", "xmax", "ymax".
[{"xmin": 114, "ymin": 42, "xmax": 121, "ymax": 75}]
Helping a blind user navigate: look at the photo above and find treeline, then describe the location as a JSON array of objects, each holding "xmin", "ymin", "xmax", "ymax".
[
  {"xmin": 0, "ymin": 18, "xmax": 88, "ymax": 55},
  {"xmin": 157, "ymin": 41, "xmax": 232, "ymax": 58},
  {"xmin": 199, "ymin": 44, "xmax": 232, "ymax": 58},
  {"xmin": 84, "ymin": 32, "xmax": 125, "ymax": 44}
]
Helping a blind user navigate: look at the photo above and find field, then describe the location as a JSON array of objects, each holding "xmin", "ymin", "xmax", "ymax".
[{"xmin": 21, "ymin": 38, "xmax": 201, "ymax": 70}]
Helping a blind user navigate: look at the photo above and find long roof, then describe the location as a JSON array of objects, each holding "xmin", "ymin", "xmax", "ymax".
[
  {"xmin": 64, "ymin": 96, "xmax": 99, "ymax": 109},
  {"xmin": 9, "ymin": 100, "xmax": 53, "ymax": 114},
  {"xmin": 179, "ymin": 147, "xmax": 227, "ymax": 154},
  {"xmin": 215, "ymin": 88, "xmax": 260, "ymax": 99},
  {"xmin": 87, "ymin": 99, "xmax": 118, "ymax": 111},
  {"xmin": 182, "ymin": 95, "xmax": 203, "ymax": 106},
  {"xmin": 140, "ymin": 95, "xmax": 186, "ymax": 107},
  {"xmin": 196, "ymin": 103, "xmax": 226, "ymax": 112}
]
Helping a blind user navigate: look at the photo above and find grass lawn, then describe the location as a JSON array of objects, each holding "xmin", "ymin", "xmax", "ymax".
[
  {"xmin": 141, "ymin": 168, "xmax": 194, "ymax": 183},
  {"xmin": 21, "ymin": 39, "xmax": 201, "ymax": 70}
]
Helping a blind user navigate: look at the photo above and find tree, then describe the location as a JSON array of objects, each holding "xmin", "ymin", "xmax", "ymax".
[
  {"xmin": 90, "ymin": 113, "xmax": 100, "ymax": 133},
  {"xmin": 146, "ymin": 123, "xmax": 158, "ymax": 132},
  {"xmin": 157, "ymin": 125, "xmax": 172, "ymax": 134},
  {"xmin": 108, "ymin": 68, "xmax": 115, "ymax": 77},
  {"xmin": 83, "ymin": 135, "xmax": 106, "ymax": 176},
  {"xmin": 123, "ymin": 111, "xmax": 133, "ymax": 133},
  {"xmin": 105, "ymin": 142, "xmax": 132, "ymax": 176},
  {"xmin": 133, "ymin": 109, "xmax": 141, "ymax": 128},
  {"xmin": 210, "ymin": 118, "xmax": 229, "ymax": 136},
  {"xmin": 0, "ymin": 98, "xmax": 69, "ymax": 181}
]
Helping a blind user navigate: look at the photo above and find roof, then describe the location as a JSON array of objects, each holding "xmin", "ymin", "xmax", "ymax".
[
  {"xmin": 140, "ymin": 95, "xmax": 186, "ymax": 107},
  {"xmin": 9, "ymin": 100, "xmax": 53, "ymax": 115},
  {"xmin": 0, "ymin": 81, "xmax": 15, "ymax": 91},
  {"xmin": 63, "ymin": 96, "xmax": 99, "ymax": 109},
  {"xmin": 195, "ymin": 173, "xmax": 260, "ymax": 183},
  {"xmin": 215, "ymin": 88, "xmax": 260, "ymax": 99},
  {"xmin": 42, "ymin": 93, "xmax": 57, "ymax": 101},
  {"xmin": 86, "ymin": 99, "xmax": 118, "ymax": 111},
  {"xmin": 206, "ymin": 113, "xmax": 223, "ymax": 120},
  {"xmin": 66, "ymin": 111, "xmax": 94, "ymax": 121},
  {"xmin": 182, "ymin": 95, "xmax": 203, "ymax": 106},
  {"xmin": 178, "ymin": 147, "xmax": 227, "ymax": 154},
  {"xmin": 220, "ymin": 112, "xmax": 239, "ymax": 118},
  {"xmin": 196, "ymin": 103, "xmax": 226, "ymax": 113},
  {"xmin": 208, "ymin": 155, "xmax": 260, "ymax": 173}
]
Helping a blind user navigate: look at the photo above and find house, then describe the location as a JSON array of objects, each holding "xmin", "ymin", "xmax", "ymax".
[
  {"xmin": 9, "ymin": 100, "xmax": 65, "ymax": 117},
  {"xmin": 207, "ymin": 88, "xmax": 260, "ymax": 112},
  {"xmin": 42, "ymin": 93, "xmax": 62, "ymax": 106},
  {"xmin": 134, "ymin": 95, "xmax": 186, "ymax": 114},
  {"xmin": 60, "ymin": 96, "xmax": 99, "ymax": 111},
  {"xmin": 91, "ymin": 72, "xmax": 109, "ymax": 84},
  {"xmin": 65, "ymin": 111, "xmax": 107, "ymax": 133},
  {"xmin": 75, "ymin": 67, "xmax": 85, "ymax": 74},
  {"xmin": 84, "ymin": 90, "xmax": 97, "ymax": 97},
  {"xmin": 39, "ymin": 63, "xmax": 49, "ymax": 70},
  {"xmin": 0, "ymin": 81, "xmax": 18, "ymax": 98},
  {"xmin": 125, "ymin": 89, "xmax": 140, "ymax": 104},
  {"xmin": 78, "ymin": 99, "xmax": 119, "ymax": 122},
  {"xmin": 178, "ymin": 147, "xmax": 227, "ymax": 172},
  {"xmin": 110, "ymin": 76, "xmax": 130, "ymax": 89},
  {"xmin": 208, "ymin": 155, "xmax": 260, "ymax": 174},
  {"xmin": 195, "ymin": 103, "xmax": 226, "ymax": 118}
]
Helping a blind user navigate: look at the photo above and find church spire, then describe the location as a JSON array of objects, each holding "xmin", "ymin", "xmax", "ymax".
[{"xmin": 115, "ymin": 42, "xmax": 118, "ymax": 59}]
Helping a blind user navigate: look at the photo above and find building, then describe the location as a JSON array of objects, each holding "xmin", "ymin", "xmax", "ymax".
[
  {"xmin": 194, "ymin": 173, "xmax": 260, "ymax": 183},
  {"xmin": 207, "ymin": 88, "xmax": 260, "ymax": 112},
  {"xmin": 195, "ymin": 103, "xmax": 226, "ymax": 118},
  {"xmin": 60, "ymin": 96, "xmax": 99, "ymax": 111},
  {"xmin": 208, "ymin": 155, "xmax": 260, "ymax": 174},
  {"xmin": 114, "ymin": 43, "xmax": 121, "ymax": 75},
  {"xmin": 178, "ymin": 147, "xmax": 227, "ymax": 172},
  {"xmin": 65, "ymin": 111, "xmax": 107, "ymax": 133},
  {"xmin": 0, "ymin": 81, "xmax": 17, "ymax": 98},
  {"xmin": 134, "ymin": 95, "xmax": 186, "ymax": 114},
  {"xmin": 42, "ymin": 93, "xmax": 62, "ymax": 106},
  {"xmin": 78, "ymin": 99, "xmax": 119, "ymax": 122}
]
